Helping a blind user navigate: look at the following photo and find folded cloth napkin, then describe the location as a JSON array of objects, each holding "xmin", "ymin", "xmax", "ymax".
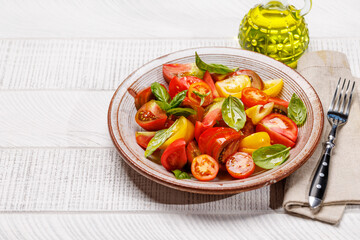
[{"xmin": 283, "ymin": 51, "xmax": 360, "ymax": 225}]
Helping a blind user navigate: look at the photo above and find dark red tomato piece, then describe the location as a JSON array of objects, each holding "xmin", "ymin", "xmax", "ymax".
[
  {"xmin": 203, "ymin": 71, "xmax": 220, "ymax": 98},
  {"xmin": 226, "ymin": 152, "xmax": 255, "ymax": 179},
  {"xmin": 135, "ymin": 100, "xmax": 167, "ymax": 131},
  {"xmin": 161, "ymin": 138, "xmax": 187, "ymax": 171},
  {"xmin": 241, "ymin": 87, "xmax": 269, "ymax": 108},
  {"xmin": 182, "ymin": 97, "xmax": 205, "ymax": 124},
  {"xmin": 256, "ymin": 113, "xmax": 298, "ymax": 147},
  {"xmin": 232, "ymin": 70, "xmax": 264, "ymax": 90},
  {"xmin": 169, "ymin": 76, "xmax": 203, "ymax": 98},
  {"xmin": 134, "ymin": 86, "xmax": 155, "ymax": 110},
  {"xmin": 186, "ymin": 140, "xmax": 201, "ymax": 165},
  {"xmin": 188, "ymin": 82, "xmax": 213, "ymax": 107},
  {"xmin": 241, "ymin": 117, "xmax": 256, "ymax": 137},
  {"xmin": 191, "ymin": 154, "xmax": 219, "ymax": 181},
  {"xmin": 163, "ymin": 63, "xmax": 193, "ymax": 83},
  {"xmin": 135, "ymin": 131, "xmax": 156, "ymax": 148}
]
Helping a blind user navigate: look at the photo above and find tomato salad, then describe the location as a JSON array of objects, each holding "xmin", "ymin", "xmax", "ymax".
[{"xmin": 134, "ymin": 52, "xmax": 307, "ymax": 181}]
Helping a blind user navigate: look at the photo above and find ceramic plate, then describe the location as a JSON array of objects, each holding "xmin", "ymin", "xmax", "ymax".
[{"xmin": 108, "ymin": 47, "xmax": 323, "ymax": 194}]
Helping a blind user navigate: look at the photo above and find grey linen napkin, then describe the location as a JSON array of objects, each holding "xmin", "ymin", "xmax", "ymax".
[{"xmin": 283, "ymin": 51, "xmax": 360, "ymax": 225}]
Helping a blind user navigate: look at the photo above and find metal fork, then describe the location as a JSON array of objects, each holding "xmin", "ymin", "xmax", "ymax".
[{"xmin": 308, "ymin": 78, "xmax": 356, "ymax": 211}]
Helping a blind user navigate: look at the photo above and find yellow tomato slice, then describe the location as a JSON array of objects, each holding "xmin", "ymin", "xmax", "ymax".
[
  {"xmin": 245, "ymin": 102, "xmax": 274, "ymax": 125},
  {"xmin": 239, "ymin": 132, "xmax": 271, "ymax": 150},
  {"xmin": 215, "ymin": 75, "xmax": 251, "ymax": 98},
  {"xmin": 263, "ymin": 78, "xmax": 283, "ymax": 97},
  {"xmin": 238, "ymin": 147, "xmax": 257, "ymax": 154},
  {"xmin": 159, "ymin": 116, "xmax": 194, "ymax": 149}
]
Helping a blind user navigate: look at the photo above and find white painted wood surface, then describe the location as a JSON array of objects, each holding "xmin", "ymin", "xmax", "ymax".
[{"xmin": 0, "ymin": 0, "xmax": 360, "ymax": 239}]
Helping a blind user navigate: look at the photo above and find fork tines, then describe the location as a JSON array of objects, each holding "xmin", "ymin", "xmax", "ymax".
[{"xmin": 328, "ymin": 78, "xmax": 356, "ymax": 118}]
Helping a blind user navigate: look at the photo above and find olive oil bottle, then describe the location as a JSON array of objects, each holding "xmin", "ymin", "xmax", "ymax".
[{"xmin": 238, "ymin": 0, "xmax": 312, "ymax": 68}]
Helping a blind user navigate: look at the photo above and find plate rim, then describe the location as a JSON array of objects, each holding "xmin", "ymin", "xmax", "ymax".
[{"xmin": 108, "ymin": 46, "xmax": 324, "ymax": 194}]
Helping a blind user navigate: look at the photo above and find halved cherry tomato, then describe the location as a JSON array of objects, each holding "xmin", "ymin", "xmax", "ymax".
[
  {"xmin": 160, "ymin": 116, "xmax": 194, "ymax": 150},
  {"xmin": 203, "ymin": 71, "xmax": 220, "ymax": 98},
  {"xmin": 268, "ymin": 97, "xmax": 289, "ymax": 115},
  {"xmin": 245, "ymin": 102, "xmax": 274, "ymax": 125},
  {"xmin": 163, "ymin": 63, "xmax": 204, "ymax": 83},
  {"xmin": 238, "ymin": 132, "xmax": 271, "ymax": 154},
  {"xmin": 226, "ymin": 152, "xmax": 255, "ymax": 179},
  {"xmin": 135, "ymin": 131, "xmax": 156, "ymax": 148},
  {"xmin": 169, "ymin": 76, "xmax": 204, "ymax": 98},
  {"xmin": 161, "ymin": 139, "xmax": 187, "ymax": 171},
  {"xmin": 135, "ymin": 100, "xmax": 167, "ymax": 131},
  {"xmin": 256, "ymin": 113, "xmax": 298, "ymax": 147},
  {"xmin": 191, "ymin": 154, "xmax": 219, "ymax": 181},
  {"xmin": 134, "ymin": 86, "xmax": 155, "ymax": 110},
  {"xmin": 231, "ymin": 69, "xmax": 264, "ymax": 90},
  {"xmin": 186, "ymin": 140, "xmax": 201, "ymax": 165},
  {"xmin": 215, "ymin": 74, "xmax": 251, "ymax": 98},
  {"xmin": 241, "ymin": 87, "xmax": 269, "ymax": 108},
  {"xmin": 188, "ymin": 82, "xmax": 213, "ymax": 107},
  {"xmin": 198, "ymin": 127, "xmax": 243, "ymax": 165}
]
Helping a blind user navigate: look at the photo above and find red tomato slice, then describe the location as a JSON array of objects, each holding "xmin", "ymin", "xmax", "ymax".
[
  {"xmin": 241, "ymin": 87, "xmax": 269, "ymax": 108},
  {"xmin": 161, "ymin": 138, "xmax": 187, "ymax": 171},
  {"xmin": 135, "ymin": 100, "xmax": 167, "ymax": 131},
  {"xmin": 203, "ymin": 71, "xmax": 220, "ymax": 98},
  {"xmin": 169, "ymin": 76, "xmax": 203, "ymax": 98},
  {"xmin": 135, "ymin": 131, "xmax": 156, "ymax": 148},
  {"xmin": 268, "ymin": 97, "xmax": 289, "ymax": 108},
  {"xmin": 198, "ymin": 127, "xmax": 243, "ymax": 165},
  {"xmin": 226, "ymin": 152, "xmax": 255, "ymax": 179},
  {"xmin": 163, "ymin": 63, "xmax": 193, "ymax": 83},
  {"xmin": 256, "ymin": 113, "xmax": 298, "ymax": 147},
  {"xmin": 191, "ymin": 154, "xmax": 219, "ymax": 181},
  {"xmin": 187, "ymin": 82, "xmax": 213, "ymax": 107},
  {"xmin": 186, "ymin": 140, "xmax": 201, "ymax": 165},
  {"xmin": 232, "ymin": 70, "xmax": 264, "ymax": 90},
  {"xmin": 194, "ymin": 106, "xmax": 222, "ymax": 142}
]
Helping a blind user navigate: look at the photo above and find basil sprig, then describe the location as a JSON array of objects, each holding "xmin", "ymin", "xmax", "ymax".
[
  {"xmin": 151, "ymin": 82, "xmax": 190, "ymax": 116},
  {"xmin": 193, "ymin": 90, "xmax": 210, "ymax": 106},
  {"xmin": 167, "ymin": 108, "xmax": 196, "ymax": 117},
  {"xmin": 195, "ymin": 52, "xmax": 233, "ymax": 75},
  {"xmin": 221, "ymin": 96, "xmax": 246, "ymax": 131},
  {"xmin": 144, "ymin": 119, "xmax": 179, "ymax": 157},
  {"xmin": 172, "ymin": 170, "xmax": 191, "ymax": 180},
  {"xmin": 252, "ymin": 144, "xmax": 290, "ymax": 169},
  {"xmin": 287, "ymin": 93, "xmax": 307, "ymax": 126}
]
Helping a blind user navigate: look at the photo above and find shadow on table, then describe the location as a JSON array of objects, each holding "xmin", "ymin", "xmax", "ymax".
[{"xmin": 120, "ymin": 158, "xmax": 285, "ymax": 208}]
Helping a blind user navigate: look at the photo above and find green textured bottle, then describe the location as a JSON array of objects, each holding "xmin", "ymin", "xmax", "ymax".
[{"xmin": 238, "ymin": 0, "xmax": 312, "ymax": 68}]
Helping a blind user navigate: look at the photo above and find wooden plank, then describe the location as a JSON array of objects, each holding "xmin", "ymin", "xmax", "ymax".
[
  {"xmin": 0, "ymin": 211, "xmax": 360, "ymax": 239},
  {"xmin": 0, "ymin": 0, "xmax": 359, "ymax": 38}
]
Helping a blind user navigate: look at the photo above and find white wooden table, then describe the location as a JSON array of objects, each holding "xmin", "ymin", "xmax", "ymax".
[{"xmin": 1, "ymin": 0, "xmax": 360, "ymax": 239}]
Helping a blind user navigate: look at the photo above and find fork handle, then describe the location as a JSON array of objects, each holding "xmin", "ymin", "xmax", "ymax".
[{"xmin": 308, "ymin": 124, "xmax": 337, "ymax": 210}]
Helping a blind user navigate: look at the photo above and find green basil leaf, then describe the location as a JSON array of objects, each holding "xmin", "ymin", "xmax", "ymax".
[
  {"xmin": 144, "ymin": 119, "xmax": 179, "ymax": 157},
  {"xmin": 195, "ymin": 52, "xmax": 233, "ymax": 75},
  {"xmin": 193, "ymin": 90, "xmax": 210, "ymax": 106},
  {"xmin": 155, "ymin": 101, "xmax": 171, "ymax": 111},
  {"xmin": 167, "ymin": 108, "xmax": 196, "ymax": 117},
  {"xmin": 287, "ymin": 93, "xmax": 307, "ymax": 126},
  {"xmin": 172, "ymin": 170, "xmax": 191, "ymax": 180},
  {"xmin": 169, "ymin": 90, "xmax": 187, "ymax": 109},
  {"xmin": 151, "ymin": 82, "xmax": 171, "ymax": 103},
  {"xmin": 221, "ymin": 96, "xmax": 246, "ymax": 131},
  {"xmin": 252, "ymin": 144, "xmax": 290, "ymax": 169}
]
